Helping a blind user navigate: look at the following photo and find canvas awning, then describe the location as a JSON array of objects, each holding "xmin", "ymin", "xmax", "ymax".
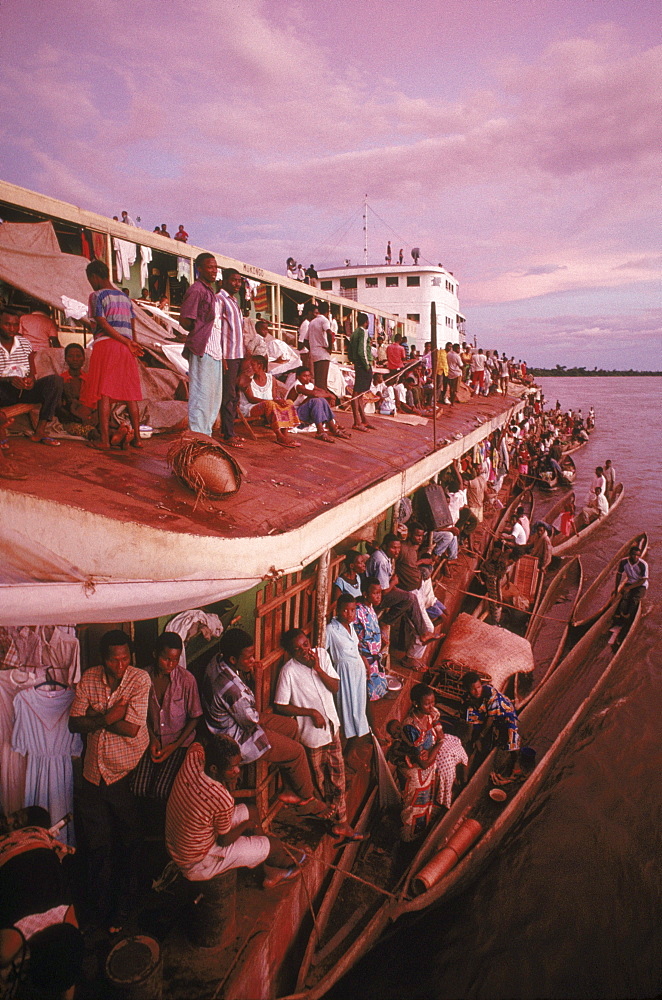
[{"xmin": 0, "ymin": 220, "xmax": 174, "ymax": 347}]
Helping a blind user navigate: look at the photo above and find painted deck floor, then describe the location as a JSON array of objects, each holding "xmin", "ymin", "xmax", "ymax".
[{"xmin": 2, "ymin": 389, "xmax": 524, "ymax": 540}]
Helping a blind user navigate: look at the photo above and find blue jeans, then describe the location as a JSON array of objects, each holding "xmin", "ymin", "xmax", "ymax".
[
  {"xmin": 297, "ymin": 396, "xmax": 333, "ymax": 426},
  {"xmin": 188, "ymin": 352, "xmax": 223, "ymax": 436},
  {"xmin": 432, "ymin": 530, "xmax": 458, "ymax": 560}
]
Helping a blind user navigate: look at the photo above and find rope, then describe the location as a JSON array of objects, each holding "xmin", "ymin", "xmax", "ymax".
[{"xmin": 301, "ymin": 853, "xmax": 398, "ymax": 899}]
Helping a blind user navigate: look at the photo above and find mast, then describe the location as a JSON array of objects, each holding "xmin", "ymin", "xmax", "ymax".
[
  {"xmin": 363, "ymin": 194, "xmax": 368, "ymax": 265},
  {"xmin": 431, "ymin": 301, "xmax": 438, "ymax": 451}
]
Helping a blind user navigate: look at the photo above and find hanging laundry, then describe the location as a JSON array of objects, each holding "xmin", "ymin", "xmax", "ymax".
[
  {"xmin": 91, "ymin": 231, "xmax": 107, "ymax": 262},
  {"xmin": 80, "ymin": 230, "xmax": 92, "ymax": 260},
  {"xmin": 253, "ymin": 284, "xmax": 269, "ymax": 313},
  {"xmin": 113, "ymin": 238, "xmax": 137, "ymax": 282},
  {"xmin": 12, "ymin": 686, "xmax": 82, "ymax": 844},
  {"xmin": 244, "ymin": 278, "xmax": 260, "ymax": 301},
  {"xmin": 166, "ymin": 610, "xmax": 224, "ymax": 669},
  {"xmin": 140, "ymin": 244, "xmax": 153, "ymax": 290}
]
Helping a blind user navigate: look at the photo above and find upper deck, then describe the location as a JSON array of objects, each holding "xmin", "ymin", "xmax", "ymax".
[{"xmin": 1, "ymin": 390, "xmax": 524, "ymax": 612}]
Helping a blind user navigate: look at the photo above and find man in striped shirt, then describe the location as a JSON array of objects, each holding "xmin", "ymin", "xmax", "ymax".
[
  {"xmin": 166, "ymin": 735, "xmax": 303, "ymax": 888},
  {"xmin": 217, "ymin": 268, "xmax": 245, "ymax": 448},
  {"xmin": 0, "ymin": 306, "xmax": 63, "ymax": 445}
]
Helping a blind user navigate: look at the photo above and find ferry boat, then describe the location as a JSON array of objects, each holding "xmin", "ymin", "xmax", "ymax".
[{"xmin": 0, "ymin": 183, "xmax": 532, "ymax": 998}]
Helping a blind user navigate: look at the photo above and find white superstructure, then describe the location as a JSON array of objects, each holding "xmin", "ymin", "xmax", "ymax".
[{"xmin": 317, "ymin": 263, "xmax": 466, "ymax": 350}]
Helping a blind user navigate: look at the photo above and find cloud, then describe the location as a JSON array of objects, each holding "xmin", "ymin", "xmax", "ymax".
[{"xmin": 520, "ymin": 265, "xmax": 568, "ymax": 277}]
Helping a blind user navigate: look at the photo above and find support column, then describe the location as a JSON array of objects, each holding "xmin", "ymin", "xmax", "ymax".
[{"xmin": 314, "ymin": 549, "xmax": 331, "ymax": 647}]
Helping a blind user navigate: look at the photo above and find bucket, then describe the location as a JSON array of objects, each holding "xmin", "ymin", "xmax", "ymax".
[
  {"xmin": 412, "ymin": 818, "xmax": 482, "ymax": 895},
  {"xmin": 104, "ymin": 935, "xmax": 162, "ymax": 1000}
]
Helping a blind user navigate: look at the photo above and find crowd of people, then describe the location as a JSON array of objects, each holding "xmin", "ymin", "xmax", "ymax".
[{"xmin": 0, "ymin": 248, "xmax": 537, "ymax": 461}]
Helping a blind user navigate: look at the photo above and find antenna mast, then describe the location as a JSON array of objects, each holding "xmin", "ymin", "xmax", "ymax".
[{"xmin": 363, "ymin": 195, "xmax": 368, "ymax": 265}]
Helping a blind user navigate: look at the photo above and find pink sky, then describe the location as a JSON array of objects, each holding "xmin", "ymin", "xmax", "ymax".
[{"xmin": 0, "ymin": 0, "xmax": 660, "ymax": 367}]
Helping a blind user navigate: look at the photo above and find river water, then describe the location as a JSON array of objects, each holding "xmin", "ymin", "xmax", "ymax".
[{"xmin": 331, "ymin": 378, "xmax": 662, "ymax": 1000}]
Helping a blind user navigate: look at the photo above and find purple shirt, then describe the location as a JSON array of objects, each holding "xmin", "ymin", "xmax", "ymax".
[
  {"xmin": 147, "ymin": 663, "xmax": 203, "ymax": 748},
  {"xmin": 179, "ymin": 279, "xmax": 218, "ymax": 357}
]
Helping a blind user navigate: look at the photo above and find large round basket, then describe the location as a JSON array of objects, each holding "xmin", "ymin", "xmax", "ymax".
[{"xmin": 167, "ymin": 438, "xmax": 242, "ymax": 500}]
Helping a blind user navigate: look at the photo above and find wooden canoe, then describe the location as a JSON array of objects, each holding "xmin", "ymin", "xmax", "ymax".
[
  {"xmin": 551, "ymin": 483, "xmax": 624, "ymax": 556},
  {"xmin": 279, "ymin": 596, "xmax": 641, "ymax": 999},
  {"xmin": 537, "ymin": 455, "xmax": 576, "ymax": 492},
  {"xmin": 572, "ymin": 532, "xmax": 648, "ymax": 629},
  {"xmin": 562, "ymin": 438, "xmax": 589, "ymax": 456},
  {"xmin": 493, "ymin": 485, "xmax": 534, "ymax": 539},
  {"xmin": 397, "ymin": 594, "xmax": 641, "ymax": 917},
  {"xmin": 514, "ymin": 555, "xmax": 583, "ymax": 708}
]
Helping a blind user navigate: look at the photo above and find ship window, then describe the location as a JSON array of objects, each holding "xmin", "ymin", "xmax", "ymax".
[
  {"xmin": 340, "ymin": 277, "xmax": 357, "ymax": 289},
  {"xmin": 386, "ymin": 276, "xmax": 399, "ymax": 287},
  {"xmin": 406, "ymin": 276, "xmax": 420, "ymax": 286},
  {"xmin": 365, "ymin": 276, "xmax": 378, "ymax": 288},
  {"xmin": 320, "ymin": 280, "xmax": 332, "ymax": 290},
  {"xmin": 407, "ymin": 313, "xmax": 420, "ymax": 322}
]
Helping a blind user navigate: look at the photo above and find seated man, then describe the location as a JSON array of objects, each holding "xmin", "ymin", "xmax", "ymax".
[
  {"xmin": 0, "ymin": 807, "xmax": 83, "ymax": 1000},
  {"xmin": 610, "ymin": 545, "xmax": 648, "ymax": 637},
  {"xmin": 286, "ymin": 366, "xmax": 350, "ymax": 443},
  {"xmin": 166, "ymin": 735, "xmax": 303, "ymax": 888},
  {"xmin": 528, "ymin": 523, "xmax": 553, "ymax": 572},
  {"xmin": 56, "ymin": 343, "xmax": 99, "ymax": 438},
  {"xmin": 578, "ymin": 486, "xmax": 608, "ymax": 528},
  {"xmin": 202, "ymin": 628, "xmax": 331, "ymax": 818},
  {"xmin": 461, "ymin": 671, "xmax": 521, "ymax": 777},
  {"xmin": 274, "ymin": 629, "xmax": 364, "ymax": 842},
  {"xmin": 371, "ymin": 372, "xmax": 396, "ymax": 415},
  {"xmin": 0, "ymin": 306, "xmax": 63, "ymax": 446},
  {"xmin": 455, "ymin": 505, "xmax": 479, "ymax": 553}
]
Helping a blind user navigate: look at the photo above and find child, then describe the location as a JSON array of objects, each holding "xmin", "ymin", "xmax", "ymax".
[
  {"xmin": 372, "ymin": 372, "xmax": 396, "ymax": 416},
  {"xmin": 81, "ymin": 260, "xmax": 144, "ymax": 450}
]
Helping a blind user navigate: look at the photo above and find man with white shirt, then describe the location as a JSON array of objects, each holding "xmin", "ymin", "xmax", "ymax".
[
  {"xmin": 275, "ymin": 629, "xmax": 361, "ymax": 840},
  {"xmin": 217, "ymin": 268, "xmax": 245, "ymax": 448},
  {"xmin": 579, "ymin": 486, "xmax": 609, "ymax": 528},
  {"xmin": 297, "ymin": 302, "xmax": 318, "ymax": 351},
  {"xmin": 0, "ymin": 307, "xmax": 63, "ymax": 446},
  {"xmin": 588, "ymin": 466, "xmax": 606, "ymax": 501},
  {"xmin": 470, "ymin": 348, "xmax": 486, "ymax": 395},
  {"xmin": 307, "ymin": 301, "xmax": 333, "ymax": 390}
]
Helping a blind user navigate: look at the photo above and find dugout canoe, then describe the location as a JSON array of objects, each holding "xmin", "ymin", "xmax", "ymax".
[
  {"xmin": 514, "ymin": 555, "xmax": 583, "ymax": 708},
  {"xmin": 551, "ymin": 483, "xmax": 624, "ymax": 556},
  {"xmin": 571, "ymin": 531, "xmax": 648, "ymax": 629},
  {"xmin": 279, "ymin": 595, "xmax": 641, "ymax": 1000},
  {"xmin": 538, "ymin": 454, "xmax": 576, "ymax": 491},
  {"xmin": 493, "ymin": 485, "xmax": 534, "ymax": 539}
]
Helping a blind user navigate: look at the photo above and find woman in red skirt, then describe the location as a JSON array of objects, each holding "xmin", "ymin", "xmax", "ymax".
[{"xmin": 82, "ymin": 260, "xmax": 144, "ymax": 450}]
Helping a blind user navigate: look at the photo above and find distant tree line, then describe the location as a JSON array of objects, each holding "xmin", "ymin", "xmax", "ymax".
[{"xmin": 530, "ymin": 365, "xmax": 662, "ymax": 377}]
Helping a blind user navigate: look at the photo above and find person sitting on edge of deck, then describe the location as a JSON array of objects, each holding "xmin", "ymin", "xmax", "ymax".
[
  {"xmin": 333, "ymin": 550, "xmax": 368, "ymax": 603},
  {"xmin": 609, "ymin": 545, "xmax": 648, "ymax": 640},
  {"xmin": 275, "ymin": 629, "xmax": 366, "ymax": 843},
  {"xmin": 528, "ymin": 523, "xmax": 553, "ymax": 572},
  {"xmin": 0, "ymin": 306, "xmax": 64, "ymax": 447},
  {"xmin": 366, "ymin": 534, "xmax": 433, "ymax": 653},
  {"xmin": 286, "ymin": 366, "xmax": 350, "ymax": 443},
  {"xmin": 201, "ymin": 629, "xmax": 332, "ymax": 819},
  {"xmin": 371, "ymin": 371, "xmax": 396, "ymax": 415},
  {"xmin": 325, "ymin": 596, "xmax": 370, "ymax": 763},
  {"xmin": 165, "ymin": 734, "xmax": 304, "ymax": 889},
  {"xmin": 461, "ymin": 672, "xmax": 521, "ymax": 778},
  {"xmin": 455, "ymin": 505, "xmax": 479, "ymax": 553},
  {"xmin": 56, "ymin": 343, "xmax": 99, "ymax": 439},
  {"xmin": 237, "ymin": 355, "xmax": 301, "ymax": 449}
]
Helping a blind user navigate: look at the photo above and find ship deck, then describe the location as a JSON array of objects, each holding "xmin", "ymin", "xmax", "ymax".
[{"xmin": 2, "ymin": 391, "xmax": 524, "ymax": 540}]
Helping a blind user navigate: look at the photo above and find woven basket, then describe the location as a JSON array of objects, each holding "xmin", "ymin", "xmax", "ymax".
[{"xmin": 167, "ymin": 438, "xmax": 242, "ymax": 500}]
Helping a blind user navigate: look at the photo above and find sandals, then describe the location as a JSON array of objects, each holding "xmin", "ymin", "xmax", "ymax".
[
  {"xmin": 263, "ymin": 865, "xmax": 302, "ymax": 890},
  {"xmin": 333, "ymin": 429, "xmax": 351, "ymax": 440},
  {"xmin": 316, "ymin": 432, "xmax": 335, "ymax": 443}
]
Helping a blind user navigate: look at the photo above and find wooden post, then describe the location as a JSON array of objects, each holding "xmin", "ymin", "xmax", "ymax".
[
  {"xmin": 314, "ymin": 549, "xmax": 331, "ymax": 647},
  {"xmin": 431, "ymin": 300, "xmax": 438, "ymax": 451}
]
